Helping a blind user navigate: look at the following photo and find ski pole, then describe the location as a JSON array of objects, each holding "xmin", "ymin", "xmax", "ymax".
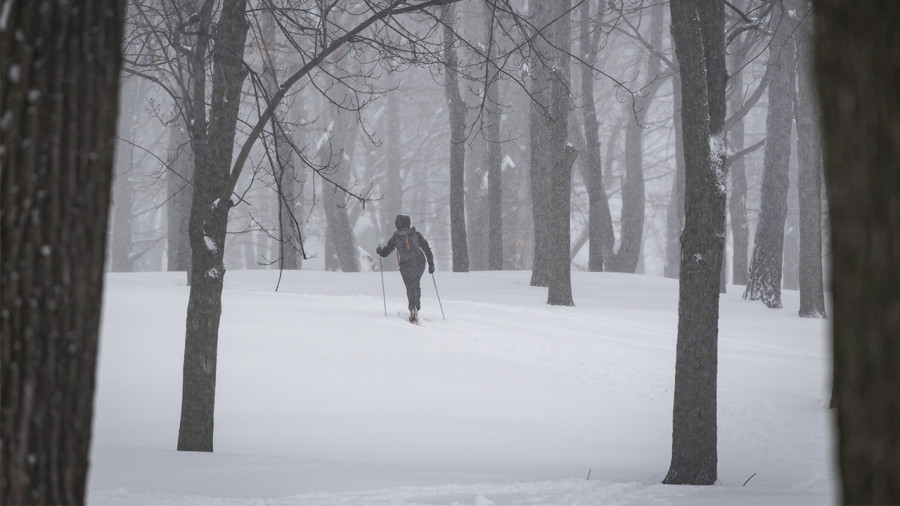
[
  {"xmin": 431, "ymin": 272, "xmax": 445, "ymax": 320},
  {"xmin": 379, "ymin": 253, "xmax": 387, "ymax": 316}
]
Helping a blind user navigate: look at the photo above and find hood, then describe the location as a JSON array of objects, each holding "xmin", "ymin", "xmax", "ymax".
[{"xmin": 395, "ymin": 214, "xmax": 411, "ymax": 230}]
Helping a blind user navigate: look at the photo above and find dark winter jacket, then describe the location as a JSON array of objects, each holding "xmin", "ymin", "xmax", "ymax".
[{"xmin": 377, "ymin": 215, "xmax": 434, "ymax": 270}]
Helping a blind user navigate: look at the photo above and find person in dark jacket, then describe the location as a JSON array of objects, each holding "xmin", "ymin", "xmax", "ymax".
[{"xmin": 376, "ymin": 214, "xmax": 435, "ymax": 323}]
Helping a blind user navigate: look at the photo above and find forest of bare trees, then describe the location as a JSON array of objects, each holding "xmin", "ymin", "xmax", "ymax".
[{"xmin": 3, "ymin": 0, "xmax": 898, "ymax": 503}]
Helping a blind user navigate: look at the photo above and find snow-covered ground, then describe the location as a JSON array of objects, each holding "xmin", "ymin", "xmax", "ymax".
[{"xmin": 88, "ymin": 270, "xmax": 835, "ymax": 505}]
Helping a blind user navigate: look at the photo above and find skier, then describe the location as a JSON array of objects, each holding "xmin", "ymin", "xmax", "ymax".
[{"xmin": 376, "ymin": 215, "xmax": 435, "ymax": 323}]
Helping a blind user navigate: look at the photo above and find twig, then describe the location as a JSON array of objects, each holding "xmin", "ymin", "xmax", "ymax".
[{"xmin": 743, "ymin": 472, "xmax": 757, "ymax": 486}]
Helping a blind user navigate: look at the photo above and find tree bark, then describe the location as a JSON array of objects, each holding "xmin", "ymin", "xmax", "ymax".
[
  {"xmin": 178, "ymin": 0, "xmax": 250, "ymax": 452},
  {"xmin": 529, "ymin": 0, "xmax": 553, "ymax": 287},
  {"xmin": 664, "ymin": 0, "xmax": 726, "ymax": 486},
  {"xmin": 728, "ymin": 48, "xmax": 749, "ymax": 286},
  {"xmin": 795, "ymin": 3, "xmax": 826, "ymax": 318},
  {"xmin": 744, "ymin": 2, "xmax": 797, "ymax": 308},
  {"xmin": 442, "ymin": 4, "xmax": 470, "ymax": 273},
  {"xmin": 610, "ymin": 110, "xmax": 647, "ymax": 273},
  {"xmin": 783, "ymin": 138, "xmax": 801, "ymax": 290},
  {"xmin": 813, "ymin": 0, "xmax": 900, "ymax": 502},
  {"xmin": 577, "ymin": 0, "xmax": 614, "ymax": 272},
  {"xmin": 484, "ymin": 1, "xmax": 503, "ymax": 270},
  {"xmin": 547, "ymin": 0, "xmax": 575, "ymax": 306},
  {"xmin": 0, "ymin": 1, "xmax": 125, "ymax": 503}
]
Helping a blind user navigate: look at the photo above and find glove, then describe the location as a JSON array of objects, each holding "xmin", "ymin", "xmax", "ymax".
[
  {"xmin": 376, "ymin": 246, "xmax": 383, "ymax": 256},
  {"xmin": 428, "ymin": 264, "xmax": 435, "ymax": 274}
]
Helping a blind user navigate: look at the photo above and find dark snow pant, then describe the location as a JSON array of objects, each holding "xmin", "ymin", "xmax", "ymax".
[{"xmin": 399, "ymin": 261, "xmax": 426, "ymax": 311}]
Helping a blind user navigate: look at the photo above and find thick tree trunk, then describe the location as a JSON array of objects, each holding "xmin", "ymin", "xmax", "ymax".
[
  {"xmin": 441, "ymin": 5, "xmax": 469, "ymax": 272},
  {"xmin": 813, "ymin": 1, "xmax": 900, "ymax": 503},
  {"xmin": 664, "ymin": 0, "xmax": 726, "ymax": 486},
  {"xmin": 795, "ymin": 5, "xmax": 826, "ymax": 319},
  {"xmin": 529, "ymin": 1, "xmax": 553, "ymax": 287},
  {"xmin": 547, "ymin": 0, "xmax": 575, "ymax": 306},
  {"xmin": 744, "ymin": 2, "xmax": 797, "ymax": 308},
  {"xmin": 0, "ymin": 1, "xmax": 124, "ymax": 503},
  {"xmin": 178, "ymin": 0, "xmax": 250, "ymax": 453}
]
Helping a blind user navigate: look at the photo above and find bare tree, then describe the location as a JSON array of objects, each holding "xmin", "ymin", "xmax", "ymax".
[
  {"xmin": 664, "ymin": 0, "xmax": 727, "ymax": 485},
  {"xmin": 547, "ymin": 0, "xmax": 576, "ymax": 306},
  {"xmin": 606, "ymin": 0, "xmax": 666, "ymax": 274},
  {"xmin": 441, "ymin": 3, "xmax": 470, "ymax": 272},
  {"xmin": 813, "ymin": 0, "xmax": 900, "ymax": 502},
  {"xmin": 528, "ymin": 1, "xmax": 554, "ymax": 287},
  {"xmin": 484, "ymin": 1, "xmax": 503, "ymax": 270},
  {"xmin": 257, "ymin": 9, "xmax": 303, "ymax": 271},
  {"xmin": 577, "ymin": 0, "xmax": 614, "ymax": 272},
  {"xmin": 1, "ymin": 1, "xmax": 125, "ymax": 503},
  {"xmin": 744, "ymin": 0, "xmax": 799, "ymax": 308}
]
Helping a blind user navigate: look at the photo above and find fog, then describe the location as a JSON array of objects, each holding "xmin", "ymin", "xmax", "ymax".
[{"xmin": 108, "ymin": 0, "xmax": 812, "ymax": 285}]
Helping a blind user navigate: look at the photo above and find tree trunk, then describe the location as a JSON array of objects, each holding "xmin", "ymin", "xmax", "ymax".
[
  {"xmin": 744, "ymin": 2, "xmax": 797, "ymax": 308},
  {"xmin": 441, "ymin": 4, "xmax": 469, "ymax": 273},
  {"xmin": 664, "ymin": 68, "xmax": 686, "ymax": 279},
  {"xmin": 664, "ymin": 0, "xmax": 726, "ymax": 486},
  {"xmin": 484, "ymin": 1, "xmax": 503, "ymax": 270},
  {"xmin": 378, "ymin": 90, "xmax": 403, "ymax": 271},
  {"xmin": 110, "ymin": 77, "xmax": 142, "ymax": 272},
  {"xmin": 795, "ymin": 4, "xmax": 827, "ymax": 319},
  {"xmin": 577, "ymin": 0, "xmax": 613, "ymax": 272},
  {"xmin": 259, "ymin": 11, "xmax": 302, "ymax": 271},
  {"xmin": 728, "ymin": 49, "xmax": 749, "ymax": 286},
  {"xmin": 608, "ymin": 1, "xmax": 665, "ymax": 274},
  {"xmin": 321, "ymin": 105, "xmax": 361, "ymax": 273},
  {"xmin": 783, "ymin": 131, "xmax": 801, "ymax": 290},
  {"xmin": 178, "ymin": 0, "xmax": 250, "ymax": 453},
  {"xmin": 609, "ymin": 114, "xmax": 646, "ymax": 272},
  {"xmin": 0, "ymin": 1, "xmax": 124, "ymax": 503},
  {"xmin": 547, "ymin": 0, "xmax": 575, "ymax": 306},
  {"xmin": 166, "ymin": 118, "xmax": 194, "ymax": 275},
  {"xmin": 529, "ymin": 0, "xmax": 553, "ymax": 287},
  {"xmin": 813, "ymin": 1, "xmax": 900, "ymax": 502}
]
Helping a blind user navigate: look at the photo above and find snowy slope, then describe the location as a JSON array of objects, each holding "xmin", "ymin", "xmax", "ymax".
[{"xmin": 88, "ymin": 270, "xmax": 835, "ymax": 505}]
